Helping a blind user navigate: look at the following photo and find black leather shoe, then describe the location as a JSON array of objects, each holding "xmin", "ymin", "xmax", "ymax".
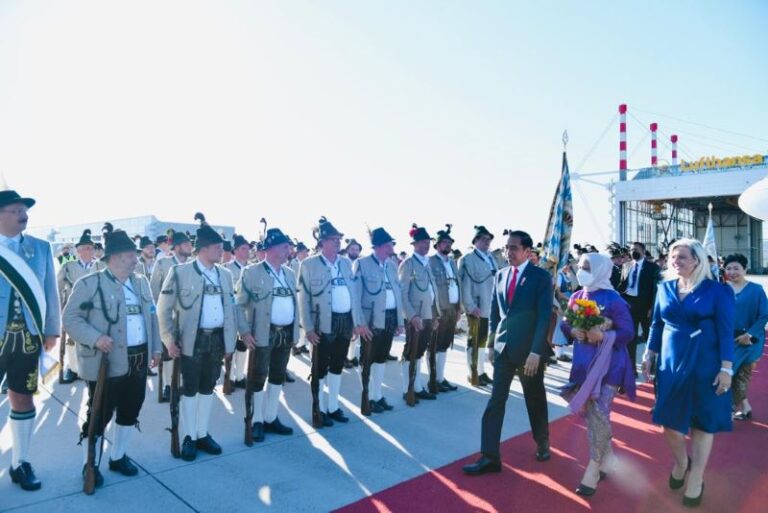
[
  {"xmin": 683, "ymin": 482, "xmax": 704, "ymax": 508},
  {"xmin": 416, "ymin": 390, "xmax": 437, "ymax": 400},
  {"xmin": 301, "ymin": 346, "xmax": 310, "ymax": 354},
  {"xmin": 80, "ymin": 464, "xmax": 103, "ymax": 489},
  {"xmin": 557, "ymin": 354, "xmax": 573, "ymax": 363},
  {"xmin": 160, "ymin": 386, "xmax": 171, "ymax": 403},
  {"xmin": 575, "ymin": 484, "xmax": 596, "ymax": 496},
  {"xmin": 284, "ymin": 373, "xmax": 296, "ymax": 383},
  {"xmin": 251, "ymin": 422, "xmax": 265, "ymax": 442},
  {"xmin": 328, "ymin": 409, "xmax": 349, "ymax": 423},
  {"xmin": 386, "ymin": 354, "xmax": 398, "ymax": 361},
  {"xmin": 264, "ymin": 417, "xmax": 294, "ymax": 435},
  {"xmin": 536, "ymin": 444, "xmax": 551, "ymax": 462},
  {"xmin": 369, "ymin": 400, "xmax": 384, "ymax": 413},
  {"xmin": 60, "ymin": 369, "xmax": 77, "ymax": 384},
  {"xmin": 147, "ymin": 368, "xmax": 157, "ymax": 377},
  {"xmin": 108, "ymin": 455, "xmax": 139, "ymax": 476},
  {"xmin": 344, "ymin": 359, "xmax": 355, "ymax": 369},
  {"xmin": 196, "ymin": 434, "xmax": 222, "ymax": 455},
  {"xmin": 669, "ymin": 457, "xmax": 692, "ymax": 490},
  {"xmin": 292, "ymin": 346, "xmax": 303, "ymax": 356},
  {"xmin": 440, "ymin": 379, "xmax": 458, "ymax": 392},
  {"xmin": 462, "ymin": 456, "xmax": 501, "ymax": 476},
  {"xmin": 377, "ymin": 398, "xmax": 394, "ymax": 411},
  {"xmin": 234, "ymin": 379, "xmax": 247, "ymax": 389},
  {"xmin": 479, "ymin": 373, "xmax": 493, "ymax": 386},
  {"xmin": 181, "ymin": 436, "xmax": 197, "ymax": 461},
  {"xmin": 10, "ymin": 462, "xmax": 42, "ymax": 491},
  {"xmin": 320, "ymin": 413, "xmax": 334, "ymax": 427}
]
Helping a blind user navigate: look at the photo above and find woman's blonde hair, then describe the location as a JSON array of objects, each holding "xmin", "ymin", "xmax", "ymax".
[{"xmin": 664, "ymin": 238, "xmax": 713, "ymax": 289}]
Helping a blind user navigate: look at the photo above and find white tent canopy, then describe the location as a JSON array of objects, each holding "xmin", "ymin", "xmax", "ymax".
[{"xmin": 739, "ymin": 175, "xmax": 768, "ymax": 221}]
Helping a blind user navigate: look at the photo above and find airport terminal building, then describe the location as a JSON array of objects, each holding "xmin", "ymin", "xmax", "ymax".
[{"xmin": 613, "ymin": 154, "xmax": 768, "ymax": 272}]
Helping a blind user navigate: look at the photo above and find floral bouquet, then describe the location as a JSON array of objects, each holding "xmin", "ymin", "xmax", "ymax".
[{"xmin": 564, "ymin": 298, "xmax": 605, "ymax": 330}]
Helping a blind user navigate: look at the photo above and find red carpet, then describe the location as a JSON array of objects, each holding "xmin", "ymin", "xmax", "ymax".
[{"xmin": 336, "ymin": 350, "xmax": 768, "ymax": 513}]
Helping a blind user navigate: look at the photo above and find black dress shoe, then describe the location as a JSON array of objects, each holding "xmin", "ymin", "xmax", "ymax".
[
  {"xmin": 301, "ymin": 346, "xmax": 310, "ymax": 354},
  {"xmin": 462, "ymin": 456, "xmax": 501, "ymax": 476},
  {"xmin": 557, "ymin": 354, "xmax": 573, "ymax": 363},
  {"xmin": 343, "ymin": 359, "xmax": 355, "ymax": 369},
  {"xmin": 536, "ymin": 444, "xmax": 551, "ymax": 462},
  {"xmin": 479, "ymin": 373, "xmax": 493, "ymax": 386},
  {"xmin": 147, "ymin": 368, "xmax": 157, "ymax": 377},
  {"xmin": 284, "ymin": 373, "xmax": 296, "ymax": 383},
  {"xmin": 328, "ymin": 409, "xmax": 349, "ymax": 423},
  {"xmin": 181, "ymin": 436, "xmax": 197, "ymax": 461},
  {"xmin": 369, "ymin": 400, "xmax": 384, "ymax": 413},
  {"xmin": 575, "ymin": 484, "xmax": 596, "ymax": 496},
  {"xmin": 440, "ymin": 379, "xmax": 458, "ymax": 391},
  {"xmin": 377, "ymin": 398, "xmax": 394, "ymax": 411},
  {"xmin": 292, "ymin": 346, "xmax": 303, "ymax": 356},
  {"xmin": 264, "ymin": 417, "xmax": 294, "ymax": 435},
  {"xmin": 320, "ymin": 413, "xmax": 334, "ymax": 427},
  {"xmin": 196, "ymin": 434, "xmax": 222, "ymax": 455},
  {"xmin": 160, "ymin": 385, "xmax": 171, "ymax": 403},
  {"xmin": 108, "ymin": 455, "xmax": 139, "ymax": 476},
  {"xmin": 234, "ymin": 379, "xmax": 247, "ymax": 389},
  {"xmin": 351, "ymin": 357, "xmax": 359, "ymax": 367},
  {"xmin": 60, "ymin": 369, "xmax": 77, "ymax": 384},
  {"xmin": 386, "ymin": 354, "xmax": 398, "ymax": 361},
  {"xmin": 251, "ymin": 422, "xmax": 265, "ymax": 442},
  {"xmin": 415, "ymin": 390, "xmax": 437, "ymax": 400},
  {"xmin": 80, "ymin": 463, "xmax": 103, "ymax": 489},
  {"xmin": 683, "ymin": 482, "xmax": 704, "ymax": 508},
  {"xmin": 10, "ymin": 462, "xmax": 42, "ymax": 491},
  {"xmin": 669, "ymin": 457, "xmax": 692, "ymax": 490}
]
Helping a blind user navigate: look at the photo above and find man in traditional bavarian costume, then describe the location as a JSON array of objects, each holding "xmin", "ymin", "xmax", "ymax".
[
  {"xmin": 221, "ymin": 238, "xmax": 233, "ymax": 265},
  {"xmin": 57, "ymin": 229, "xmax": 105, "ymax": 384},
  {"xmin": 224, "ymin": 233, "xmax": 251, "ymax": 390},
  {"xmin": 63, "ymin": 224, "xmax": 162, "ymax": 486},
  {"xmin": 298, "ymin": 217, "xmax": 366, "ymax": 426},
  {"xmin": 157, "ymin": 213, "xmax": 236, "ymax": 461},
  {"xmin": 428, "ymin": 224, "xmax": 461, "ymax": 393},
  {"xmin": 135, "ymin": 236, "xmax": 156, "ymax": 281},
  {"xmin": 150, "ymin": 229, "xmax": 193, "ymax": 403},
  {"xmin": 458, "ymin": 225, "xmax": 497, "ymax": 386},
  {"xmin": 353, "ymin": 227, "xmax": 403, "ymax": 413},
  {"xmin": 290, "ymin": 240, "xmax": 311, "ymax": 357},
  {"xmin": 236, "ymin": 227, "xmax": 297, "ymax": 441},
  {"xmin": 399, "ymin": 224, "xmax": 440, "ymax": 403},
  {"xmin": 154, "ymin": 234, "xmax": 170, "ymax": 260},
  {"xmin": 0, "ymin": 189, "xmax": 60, "ymax": 491}
]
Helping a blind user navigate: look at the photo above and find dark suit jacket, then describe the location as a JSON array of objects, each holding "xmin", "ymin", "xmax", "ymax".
[
  {"xmin": 490, "ymin": 262, "xmax": 554, "ymax": 365},
  {"xmin": 618, "ymin": 259, "xmax": 661, "ymax": 312}
]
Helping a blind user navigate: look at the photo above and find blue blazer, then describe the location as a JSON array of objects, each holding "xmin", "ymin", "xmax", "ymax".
[
  {"xmin": 490, "ymin": 262, "xmax": 553, "ymax": 365},
  {"xmin": 0, "ymin": 234, "xmax": 61, "ymax": 339}
]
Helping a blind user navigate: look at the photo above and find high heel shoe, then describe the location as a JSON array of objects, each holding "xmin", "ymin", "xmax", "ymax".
[
  {"xmin": 669, "ymin": 457, "xmax": 692, "ymax": 490},
  {"xmin": 682, "ymin": 482, "xmax": 704, "ymax": 507}
]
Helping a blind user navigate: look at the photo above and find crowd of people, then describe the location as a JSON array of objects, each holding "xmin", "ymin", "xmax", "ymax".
[{"xmin": 1, "ymin": 187, "xmax": 767, "ymax": 509}]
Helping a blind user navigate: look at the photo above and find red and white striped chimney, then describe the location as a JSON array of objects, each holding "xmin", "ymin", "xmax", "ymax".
[
  {"xmin": 671, "ymin": 134, "xmax": 678, "ymax": 166},
  {"xmin": 650, "ymin": 123, "xmax": 658, "ymax": 167},
  {"xmin": 619, "ymin": 104, "xmax": 627, "ymax": 179}
]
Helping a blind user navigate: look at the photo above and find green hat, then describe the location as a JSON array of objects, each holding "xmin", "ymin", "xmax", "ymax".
[
  {"xmin": 194, "ymin": 212, "xmax": 223, "ymax": 250},
  {"xmin": 75, "ymin": 229, "xmax": 95, "ymax": 248},
  {"xmin": 101, "ymin": 223, "xmax": 136, "ymax": 261},
  {"xmin": 472, "ymin": 225, "xmax": 494, "ymax": 243},
  {"xmin": 408, "ymin": 223, "xmax": 433, "ymax": 244}
]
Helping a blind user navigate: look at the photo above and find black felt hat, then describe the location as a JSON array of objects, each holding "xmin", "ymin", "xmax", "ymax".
[
  {"xmin": 138, "ymin": 236, "xmax": 154, "ymax": 249},
  {"xmin": 0, "ymin": 190, "xmax": 35, "ymax": 209},
  {"xmin": 294, "ymin": 240, "xmax": 308, "ymax": 252},
  {"xmin": 75, "ymin": 229, "xmax": 95, "ymax": 248},
  {"xmin": 262, "ymin": 228, "xmax": 291, "ymax": 250},
  {"xmin": 408, "ymin": 224, "xmax": 433, "ymax": 244},
  {"xmin": 102, "ymin": 223, "xmax": 136, "ymax": 260},
  {"xmin": 471, "ymin": 225, "xmax": 494, "ymax": 243},
  {"xmin": 194, "ymin": 213, "xmax": 223, "ymax": 250},
  {"xmin": 369, "ymin": 227, "xmax": 395, "ymax": 247},
  {"xmin": 166, "ymin": 229, "xmax": 191, "ymax": 248},
  {"xmin": 232, "ymin": 233, "xmax": 250, "ymax": 250},
  {"xmin": 154, "ymin": 234, "xmax": 168, "ymax": 245},
  {"xmin": 313, "ymin": 216, "xmax": 343, "ymax": 241},
  {"xmin": 434, "ymin": 224, "xmax": 455, "ymax": 247}
]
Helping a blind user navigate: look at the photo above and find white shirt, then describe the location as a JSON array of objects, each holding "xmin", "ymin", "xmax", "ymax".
[
  {"xmin": 265, "ymin": 262, "xmax": 295, "ymax": 326},
  {"xmin": 322, "ymin": 255, "xmax": 352, "ymax": 314},
  {"xmin": 413, "ymin": 252, "xmax": 435, "ymax": 305},
  {"xmin": 624, "ymin": 259, "xmax": 644, "ymax": 297},
  {"xmin": 475, "ymin": 248, "xmax": 497, "ymax": 273},
  {"xmin": 439, "ymin": 254, "xmax": 460, "ymax": 304},
  {"xmin": 121, "ymin": 278, "xmax": 147, "ymax": 347},
  {"xmin": 198, "ymin": 260, "xmax": 225, "ymax": 329},
  {"xmin": 374, "ymin": 255, "xmax": 397, "ymax": 310}
]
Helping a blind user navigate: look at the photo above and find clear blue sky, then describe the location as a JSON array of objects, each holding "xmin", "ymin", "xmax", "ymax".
[{"xmin": 1, "ymin": 0, "xmax": 766, "ymax": 249}]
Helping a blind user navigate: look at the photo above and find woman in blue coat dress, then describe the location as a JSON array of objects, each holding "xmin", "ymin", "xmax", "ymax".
[{"xmin": 642, "ymin": 239, "xmax": 735, "ymax": 508}]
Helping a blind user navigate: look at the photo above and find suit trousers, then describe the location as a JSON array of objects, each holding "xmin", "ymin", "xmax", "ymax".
[
  {"xmin": 480, "ymin": 350, "xmax": 549, "ymax": 460},
  {"xmin": 622, "ymin": 294, "xmax": 651, "ymax": 373}
]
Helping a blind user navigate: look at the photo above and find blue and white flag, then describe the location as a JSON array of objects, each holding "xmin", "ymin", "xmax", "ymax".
[{"xmin": 541, "ymin": 152, "xmax": 574, "ymax": 277}]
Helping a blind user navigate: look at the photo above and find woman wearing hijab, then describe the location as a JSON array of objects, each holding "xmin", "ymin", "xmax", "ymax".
[{"xmin": 560, "ymin": 252, "xmax": 636, "ymax": 497}]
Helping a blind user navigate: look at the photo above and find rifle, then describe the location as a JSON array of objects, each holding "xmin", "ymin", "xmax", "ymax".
[
  {"xmin": 168, "ymin": 313, "xmax": 182, "ymax": 458},
  {"xmin": 469, "ymin": 296, "xmax": 480, "ymax": 387},
  {"xmin": 157, "ymin": 356, "xmax": 164, "ymax": 402},
  {"xmin": 428, "ymin": 322, "xmax": 438, "ymax": 395},
  {"xmin": 360, "ymin": 304, "xmax": 375, "ymax": 416},
  {"xmin": 405, "ymin": 301, "xmax": 423, "ymax": 407},
  {"xmin": 244, "ymin": 308, "xmax": 257, "ymax": 446},
  {"xmin": 222, "ymin": 353, "xmax": 233, "ymax": 395},
  {"xmin": 310, "ymin": 305, "xmax": 323, "ymax": 428},
  {"xmin": 83, "ymin": 351, "xmax": 109, "ymax": 495},
  {"xmin": 58, "ymin": 331, "xmax": 67, "ymax": 383}
]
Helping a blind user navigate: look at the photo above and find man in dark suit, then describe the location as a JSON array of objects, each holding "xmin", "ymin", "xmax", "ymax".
[
  {"xmin": 463, "ymin": 230, "xmax": 554, "ymax": 475},
  {"xmin": 618, "ymin": 241, "xmax": 661, "ymax": 376}
]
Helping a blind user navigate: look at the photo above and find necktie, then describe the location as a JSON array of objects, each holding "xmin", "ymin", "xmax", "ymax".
[
  {"xmin": 506, "ymin": 267, "xmax": 519, "ymax": 304},
  {"xmin": 629, "ymin": 263, "xmax": 639, "ymax": 289}
]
